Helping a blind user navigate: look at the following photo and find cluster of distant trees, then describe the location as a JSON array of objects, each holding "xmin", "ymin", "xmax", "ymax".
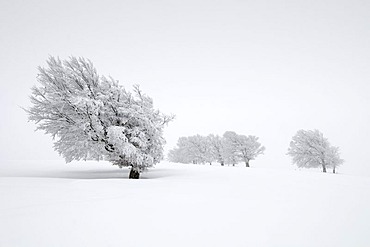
[
  {"xmin": 168, "ymin": 131, "xmax": 265, "ymax": 167},
  {"xmin": 169, "ymin": 129, "xmax": 344, "ymax": 173}
]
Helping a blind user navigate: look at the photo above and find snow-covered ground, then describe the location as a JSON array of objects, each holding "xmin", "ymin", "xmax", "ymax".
[{"xmin": 1, "ymin": 160, "xmax": 370, "ymax": 247}]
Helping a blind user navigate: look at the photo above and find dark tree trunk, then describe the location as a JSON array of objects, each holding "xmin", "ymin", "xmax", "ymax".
[
  {"xmin": 322, "ymin": 165, "xmax": 327, "ymax": 173},
  {"xmin": 333, "ymin": 166, "xmax": 336, "ymax": 174},
  {"xmin": 221, "ymin": 162, "xmax": 224, "ymax": 166},
  {"xmin": 129, "ymin": 168, "xmax": 140, "ymax": 179},
  {"xmin": 245, "ymin": 160, "xmax": 250, "ymax": 167}
]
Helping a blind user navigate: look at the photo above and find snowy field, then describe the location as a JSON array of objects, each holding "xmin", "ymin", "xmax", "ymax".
[{"xmin": 1, "ymin": 160, "xmax": 370, "ymax": 247}]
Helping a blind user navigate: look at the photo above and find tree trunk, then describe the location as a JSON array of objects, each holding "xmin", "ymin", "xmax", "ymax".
[
  {"xmin": 333, "ymin": 166, "xmax": 336, "ymax": 174},
  {"xmin": 129, "ymin": 167, "xmax": 140, "ymax": 179},
  {"xmin": 322, "ymin": 164, "xmax": 327, "ymax": 173},
  {"xmin": 245, "ymin": 160, "xmax": 250, "ymax": 167},
  {"xmin": 221, "ymin": 162, "xmax": 224, "ymax": 166}
]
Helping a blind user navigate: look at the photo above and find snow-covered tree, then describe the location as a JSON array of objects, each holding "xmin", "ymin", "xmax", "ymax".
[
  {"xmin": 325, "ymin": 146, "xmax": 344, "ymax": 174},
  {"xmin": 187, "ymin": 135, "xmax": 213, "ymax": 165},
  {"xmin": 168, "ymin": 137, "xmax": 195, "ymax": 164},
  {"xmin": 26, "ymin": 56, "xmax": 174, "ymax": 178},
  {"xmin": 287, "ymin": 129, "xmax": 343, "ymax": 173},
  {"xmin": 168, "ymin": 135, "xmax": 213, "ymax": 164},
  {"xmin": 223, "ymin": 131, "xmax": 265, "ymax": 167},
  {"xmin": 222, "ymin": 131, "xmax": 240, "ymax": 166},
  {"xmin": 236, "ymin": 135, "xmax": 265, "ymax": 167},
  {"xmin": 207, "ymin": 134, "xmax": 226, "ymax": 166}
]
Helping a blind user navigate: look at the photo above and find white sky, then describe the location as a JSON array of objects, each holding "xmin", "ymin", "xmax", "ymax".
[{"xmin": 1, "ymin": 0, "xmax": 369, "ymax": 175}]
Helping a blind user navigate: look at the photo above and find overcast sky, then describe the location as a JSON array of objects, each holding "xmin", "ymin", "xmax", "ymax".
[{"xmin": 1, "ymin": 0, "xmax": 369, "ymax": 175}]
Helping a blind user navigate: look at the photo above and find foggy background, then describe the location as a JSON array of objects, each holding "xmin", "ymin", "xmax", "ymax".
[{"xmin": 1, "ymin": 0, "xmax": 369, "ymax": 176}]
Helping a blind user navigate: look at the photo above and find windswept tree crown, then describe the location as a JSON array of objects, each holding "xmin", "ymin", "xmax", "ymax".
[{"xmin": 27, "ymin": 56, "xmax": 174, "ymax": 170}]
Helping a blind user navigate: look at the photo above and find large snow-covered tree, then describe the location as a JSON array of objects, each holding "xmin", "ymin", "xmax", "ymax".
[
  {"xmin": 26, "ymin": 56, "xmax": 173, "ymax": 178},
  {"xmin": 287, "ymin": 129, "xmax": 343, "ymax": 173}
]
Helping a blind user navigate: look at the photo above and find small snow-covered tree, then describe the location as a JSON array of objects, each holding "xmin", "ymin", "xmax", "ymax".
[
  {"xmin": 26, "ymin": 56, "xmax": 173, "ymax": 179},
  {"xmin": 168, "ymin": 137, "xmax": 195, "ymax": 164},
  {"xmin": 168, "ymin": 135, "xmax": 213, "ymax": 164},
  {"xmin": 222, "ymin": 131, "xmax": 240, "ymax": 166},
  {"xmin": 236, "ymin": 135, "xmax": 265, "ymax": 167},
  {"xmin": 207, "ymin": 134, "xmax": 226, "ymax": 166},
  {"xmin": 325, "ymin": 146, "xmax": 344, "ymax": 174},
  {"xmin": 223, "ymin": 131, "xmax": 265, "ymax": 167},
  {"xmin": 287, "ymin": 129, "xmax": 343, "ymax": 173},
  {"xmin": 187, "ymin": 135, "xmax": 214, "ymax": 165}
]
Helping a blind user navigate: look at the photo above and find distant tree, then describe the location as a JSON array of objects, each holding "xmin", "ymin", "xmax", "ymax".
[
  {"xmin": 26, "ymin": 56, "xmax": 173, "ymax": 179},
  {"xmin": 223, "ymin": 131, "xmax": 265, "ymax": 167},
  {"xmin": 222, "ymin": 131, "xmax": 241, "ymax": 166},
  {"xmin": 168, "ymin": 135, "xmax": 213, "ymax": 165},
  {"xmin": 168, "ymin": 137, "xmax": 195, "ymax": 164},
  {"xmin": 207, "ymin": 134, "xmax": 226, "ymax": 166},
  {"xmin": 236, "ymin": 135, "xmax": 265, "ymax": 167},
  {"xmin": 287, "ymin": 129, "xmax": 343, "ymax": 173},
  {"xmin": 325, "ymin": 146, "xmax": 344, "ymax": 174},
  {"xmin": 187, "ymin": 135, "xmax": 213, "ymax": 165}
]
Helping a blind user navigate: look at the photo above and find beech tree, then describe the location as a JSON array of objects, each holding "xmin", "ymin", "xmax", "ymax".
[
  {"xmin": 237, "ymin": 135, "xmax": 265, "ymax": 167},
  {"xmin": 207, "ymin": 134, "xmax": 226, "ymax": 166},
  {"xmin": 222, "ymin": 132, "xmax": 240, "ymax": 166},
  {"xmin": 287, "ymin": 129, "xmax": 343, "ymax": 173},
  {"xmin": 168, "ymin": 137, "xmax": 196, "ymax": 164},
  {"xmin": 223, "ymin": 131, "xmax": 265, "ymax": 167},
  {"xmin": 26, "ymin": 56, "xmax": 173, "ymax": 178},
  {"xmin": 168, "ymin": 135, "xmax": 212, "ymax": 164},
  {"xmin": 326, "ymin": 146, "xmax": 344, "ymax": 173},
  {"xmin": 187, "ymin": 135, "xmax": 213, "ymax": 165}
]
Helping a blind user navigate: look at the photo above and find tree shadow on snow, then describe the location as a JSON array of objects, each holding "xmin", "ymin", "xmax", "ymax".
[
  {"xmin": 0, "ymin": 161, "xmax": 184, "ymax": 180},
  {"xmin": 1, "ymin": 167, "xmax": 182, "ymax": 180},
  {"xmin": 0, "ymin": 168, "xmax": 129, "ymax": 180}
]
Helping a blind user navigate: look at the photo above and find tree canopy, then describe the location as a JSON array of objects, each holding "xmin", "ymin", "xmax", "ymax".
[
  {"xmin": 287, "ymin": 129, "xmax": 344, "ymax": 173},
  {"xmin": 26, "ymin": 56, "xmax": 173, "ymax": 177}
]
